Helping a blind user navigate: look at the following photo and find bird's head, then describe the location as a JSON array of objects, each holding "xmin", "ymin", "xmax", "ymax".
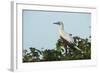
[{"xmin": 53, "ymin": 21, "xmax": 63, "ymax": 25}]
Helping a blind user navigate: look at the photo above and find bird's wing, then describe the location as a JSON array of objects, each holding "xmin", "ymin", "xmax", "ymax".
[{"xmin": 59, "ymin": 30, "xmax": 74, "ymax": 44}]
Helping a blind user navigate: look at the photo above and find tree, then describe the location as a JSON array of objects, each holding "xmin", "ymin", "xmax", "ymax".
[
  {"xmin": 23, "ymin": 36, "xmax": 91, "ymax": 62},
  {"xmin": 29, "ymin": 47, "xmax": 42, "ymax": 62},
  {"xmin": 42, "ymin": 49, "xmax": 63, "ymax": 61},
  {"xmin": 23, "ymin": 49, "xmax": 32, "ymax": 62}
]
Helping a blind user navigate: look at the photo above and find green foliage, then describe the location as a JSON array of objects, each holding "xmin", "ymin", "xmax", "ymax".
[
  {"xmin": 23, "ymin": 36, "xmax": 91, "ymax": 62},
  {"xmin": 42, "ymin": 49, "xmax": 61, "ymax": 61}
]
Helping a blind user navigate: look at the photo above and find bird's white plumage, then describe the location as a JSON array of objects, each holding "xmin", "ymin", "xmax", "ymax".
[
  {"xmin": 58, "ymin": 22, "xmax": 74, "ymax": 44},
  {"xmin": 59, "ymin": 29, "xmax": 74, "ymax": 43},
  {"xmin": 54, "ymin": 21, "xmax": 83, "ymax": 53}
]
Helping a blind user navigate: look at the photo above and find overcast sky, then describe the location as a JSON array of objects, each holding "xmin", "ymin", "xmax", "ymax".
[{"xmin": 22, "ymin": 10, "xmax": 91, "ymax": 50}]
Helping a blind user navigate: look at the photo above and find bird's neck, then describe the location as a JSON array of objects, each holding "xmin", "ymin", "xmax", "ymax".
[{"xmin": 59, "ymin": 23, "xmax": 64, "ymax": 30}]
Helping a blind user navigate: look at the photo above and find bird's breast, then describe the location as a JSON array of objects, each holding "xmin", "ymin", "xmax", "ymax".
[{"xmin": 59, "ymin": 29, "xmax": 74, "ymax": 44}]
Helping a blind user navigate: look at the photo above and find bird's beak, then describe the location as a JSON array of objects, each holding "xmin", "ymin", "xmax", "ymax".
[{"xmin": 53, "ymin": 22, "xmax": 59, "ymax": 25}]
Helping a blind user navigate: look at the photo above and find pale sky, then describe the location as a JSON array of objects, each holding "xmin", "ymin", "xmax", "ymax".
[{"xmin": 22, "ymin": 10, "xmax": 91, "ymax": 50}]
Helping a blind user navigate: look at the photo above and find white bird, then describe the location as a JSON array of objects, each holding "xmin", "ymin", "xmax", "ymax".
[{"xmin": 54, "ymin": 21, "xmax": 83, "ymax": 53}]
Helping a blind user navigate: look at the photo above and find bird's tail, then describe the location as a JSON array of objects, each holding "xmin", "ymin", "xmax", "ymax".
[{"xmin": 74, "ymin": 46, "xmax": 84, "ymax": 54}]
